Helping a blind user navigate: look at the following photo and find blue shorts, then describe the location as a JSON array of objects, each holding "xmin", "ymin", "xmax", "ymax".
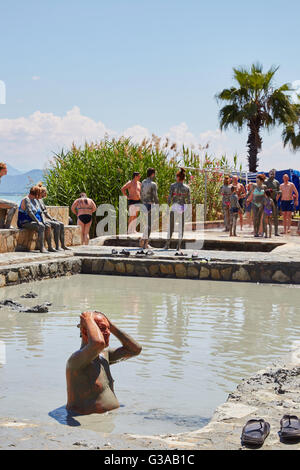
[{"xmin": 281, "ymin": 200, "xmax": 294, "ymax": 212}]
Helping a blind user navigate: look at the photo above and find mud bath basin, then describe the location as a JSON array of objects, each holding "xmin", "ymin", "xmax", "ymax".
[{"xmin": 0, "ymin": 275, "xmax": 300, "ymax": 437}]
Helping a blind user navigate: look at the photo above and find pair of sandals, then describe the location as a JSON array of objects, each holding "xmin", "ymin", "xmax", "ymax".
[
  {"xmin": 136, "ymin": 249, "xmax": 154, "ymax": 256},
  {"xmin": 111, "ymin": 249, "xmax": 130, "ymax": 257},
  {"xmin": 241, "ymin": 415, "xmax": 300, "ymax": 447}
]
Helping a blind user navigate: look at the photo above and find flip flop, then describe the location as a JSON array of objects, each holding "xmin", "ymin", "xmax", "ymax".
[
  {"xmin": 120, "ymin": 249, "xmax": 130, "ymax": 257},
  {"xmin": 241, "ymin": 419, "xmax": 270, "ymax": 447},
  {"xmin": 145, "ymin": 250, "xmax": 154, "ymax": 256},
  {"xmin": 280, "ymin": 415, "xmax": 300, "ymax": 440},
  {"xmin": 175, "ymin": 251, "xmax": 186, "ymax": 257}
]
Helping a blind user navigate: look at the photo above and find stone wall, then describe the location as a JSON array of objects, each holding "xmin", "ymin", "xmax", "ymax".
[
  {"xmin": 0, "ymin": 206, "xmax": 80, "ymax": 253},
  {"xmin": 81, "ymin": 256, "xmax": 300, "ymax": 284},
  {"xmin": 0, "ymin": 225, "xmax": 81, "ymax": 253},
  {"xmin": 0, "ymin": 257, "xmax": 82, "ymax": 288}
]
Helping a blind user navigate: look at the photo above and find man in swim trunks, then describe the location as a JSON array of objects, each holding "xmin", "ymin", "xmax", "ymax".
[
  {"xmin": 231, "ymin": 175, "xmax": 246, "ymax": 231},
  {"xmin": 121, "ymin": 172, "xmax": 141, "ymax": 234},
  {"xmin": 265, "ymin": 169, "xmax": 281, "ymax": 236},
  {"xmin": 66, "ymin": 311, "xmax": 142, "ymax": 415},
  {"xmin": 0, "ymin": 162, "xmax": 18, "ymax": 228},
  {"xmin": 140, "ymin": 168, "xmax": 159, "ymax": 249},
  {"xmin": 71, "ymin": 193, "xmax": 97, "ymax": 245},
  {"xmin": 278, "ymin": 174, "xmax": 299, "ymax": 234}
]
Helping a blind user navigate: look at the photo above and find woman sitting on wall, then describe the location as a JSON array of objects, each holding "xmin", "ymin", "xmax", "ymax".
[
  {"xmin": 36, "ymin": 183, "xmax": 70, "ymax": 251},
  {"xmin": 17, "ymin": 186, "xmax": 54, "ymax": 253}
]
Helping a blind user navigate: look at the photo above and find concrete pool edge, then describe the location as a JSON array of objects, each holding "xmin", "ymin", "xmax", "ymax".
[
  {"xmin": 80, "ymin": 256, "xmax": 300, "ymax": 285},
  {"xmin": 126, "ymin": 346, "xmax": 300, "ymax": 450},
  {"xmin": 0, "ymin": 252, "xmax": 300, "ymax": 287}
]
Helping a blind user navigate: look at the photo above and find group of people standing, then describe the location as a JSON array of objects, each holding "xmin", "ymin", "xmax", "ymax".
[
  {"xmin": 1, "ymin": 159, "xmax": 300, "ymax": 252},
  {"xmin": 220, "ymin": 169, "xmax": 299, "ymax": 237},
  {"xmin": 121, "ymin": 167, "xmax": 190, "ymax": 252}
]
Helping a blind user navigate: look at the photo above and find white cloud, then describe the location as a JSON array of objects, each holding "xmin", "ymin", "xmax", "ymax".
[
  {"xmin": 32, "ymin": 76, "xmax": 40, "ymax": 81},
  {"xmin": 0, "ymin": 106, "xmax": 298, "ymax": 172},
  {"xmin": 291, "ymin": 80, "xmax": 300, "ymax": 103}
]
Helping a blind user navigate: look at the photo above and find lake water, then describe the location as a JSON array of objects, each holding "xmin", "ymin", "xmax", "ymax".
[
  {"xmin": 0, "ymin": 194, "xmax": 24, "ymax": 204},
  {"xmin": 0, "ymin": 275, "xmax": 300, "ymax": 435}
]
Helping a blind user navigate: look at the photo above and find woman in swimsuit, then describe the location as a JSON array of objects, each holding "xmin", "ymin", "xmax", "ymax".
[
  {"xmin": 71, "ymin": 193, "xmax": 97, "ymax": 245},
  {"xmin": 245, "ymin": 174, "xmax": 267, "ymax": 237}
]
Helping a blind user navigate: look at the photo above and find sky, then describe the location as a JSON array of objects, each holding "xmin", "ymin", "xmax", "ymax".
[{"xmin": 0, "ymin": 0, "xmax": 300, "ymax": 171}]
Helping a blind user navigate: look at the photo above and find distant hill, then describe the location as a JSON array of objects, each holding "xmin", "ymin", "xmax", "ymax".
[
  {"xmin": 0, "ymin": 169, "xmax": 44, "ymax": 194},
  {"xmin": 6, "ymin": 164, "xmax": 22, "ymax": 176}
]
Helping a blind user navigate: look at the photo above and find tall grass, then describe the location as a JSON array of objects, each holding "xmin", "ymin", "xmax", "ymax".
[{"xmin": 43, "ymin": 136, "xmax": 242, "ymax": 235}]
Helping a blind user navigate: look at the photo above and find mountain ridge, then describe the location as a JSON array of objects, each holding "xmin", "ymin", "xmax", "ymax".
[{"xmin": 0, "ymin": 169, "xmax": 44, "ymax": 194}]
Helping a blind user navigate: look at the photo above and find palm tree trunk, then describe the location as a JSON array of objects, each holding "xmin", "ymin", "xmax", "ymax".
[{"xmin": 247, "ymin": 121, "xmax": 262, "ymax": 172}]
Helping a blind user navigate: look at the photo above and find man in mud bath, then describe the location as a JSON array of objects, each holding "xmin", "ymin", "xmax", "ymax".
[{"xmin": 66, "ymin": 311, "xmax": 142, "ymax": 414}]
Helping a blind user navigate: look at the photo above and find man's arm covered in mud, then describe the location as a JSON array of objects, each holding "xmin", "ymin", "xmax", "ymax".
[
  {"xmin": 67, "ymin": 312, "xmax": 106, "ymax": 369},
  {"xmin": 107, "ymin": 319, "xmax": 142, "ymax": 365}
]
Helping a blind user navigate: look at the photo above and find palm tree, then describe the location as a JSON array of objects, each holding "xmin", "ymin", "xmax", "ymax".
[
  {"xmin": 216, "ymin": 63, "xmax": 297, "ymax": 172},
  {"xmin": 282, "ymin": 102, "xmax": 300, "ymax": 151}
]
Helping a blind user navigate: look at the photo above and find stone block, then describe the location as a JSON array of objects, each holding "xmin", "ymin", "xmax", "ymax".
[
  {"xmin": 187, "ymin": 265, "xmax": 199, "ymax": 278},
  {"xmin": 6, "ymin": 271, "xmax": 19, "ymax": 283},
  {"xmin": 232, "ymin": 267, "xmax": 251, "ymax": 282},
  {"xmin": 211, "ymin": 268, "xmax": 221, "ymax": 280},
  {"xmin": 126, "ymin": 263, "xmax": 135, "ymax": 274},
  {"xmin": 103, "ymin": 260, "xmax": 115, "ymax": 273},
  {"xmin": 199, "ymin": 266, "xmax": 210, "ymax": 279},
  {"xmin": 221, "ymin": 267, "xmax": 232, "ymax": 281},
  {"xmin": 115, "ymin": 262, "xmax": 126, "ymax": 274},
  {"xmin": 175, "ymin": 264, "xmax": 187, "ymax": 278},
  {"xmin": 0, "ymin": 274, "xmax": 6, "ymax": 287},
  {"xmin": 160, "ymin": 264, "xmax": 174, "ymax": 275},
  {"xmin": 272, "ymin": 270, "xmax": 290, "ymax": 284},
  {"xmin": 149, "ymin": 264, "xmax": 159, "ymax": 276}
]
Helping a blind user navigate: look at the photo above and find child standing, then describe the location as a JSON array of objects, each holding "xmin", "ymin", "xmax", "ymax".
[
  {"xmin": 263, "ymin": 189, "xmax": 275, "ymax": 238},
  {"xmin": 229, "ymin": 186, "xmax": 242, "ymax": 237}
]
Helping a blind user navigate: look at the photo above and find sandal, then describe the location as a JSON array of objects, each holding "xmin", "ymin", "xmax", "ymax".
[
  {"xmin": 145, "ymin": 250, "xmax": 154, "ymax": 256},
  {"xmin": 280, "ymin": 415, "xmax": 300, "ymax": 440},
  {"xmin": 241, "ymin": 419, "xmax": 270, "ymax": 447},
  {"xmin": 175, "ymin": 251, "xmax": 186, "ymax": 257},
  {"xmin": 111, "ymin": 249, "xmax": 118, "ymax": 255},
  {"xmin": 120, "ymin": 249, "xmax": 130, "ymax": 257}
]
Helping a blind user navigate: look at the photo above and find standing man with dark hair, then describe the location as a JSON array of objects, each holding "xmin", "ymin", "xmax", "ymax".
[
  {"xmin": 140, "ymin": 168, "xmax": 159, "ymax": 250},
  {"xmin": 265, "ymin": 169, "xmax": 281, "ymax": 236},
  {"xmin": 121, "ymin": 172, "xmax": 141, "ymax": 234},
  {"xmin": 279, "ymin": 174, "xmax": 298, "ymax": 234},
  {"xmin": 0, "ymin": 162, "xmax": 18, "ymax": 229}
]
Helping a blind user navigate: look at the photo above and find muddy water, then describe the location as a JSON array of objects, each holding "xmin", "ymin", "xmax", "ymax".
[{"xmin": 0, "ymin": 275, "xmax": 300, "ymax": 435}]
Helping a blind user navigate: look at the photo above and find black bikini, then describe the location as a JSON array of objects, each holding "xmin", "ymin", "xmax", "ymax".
[{"xmin": 78, "ymin": 214, "xmax": 92, "ymax": 224}]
